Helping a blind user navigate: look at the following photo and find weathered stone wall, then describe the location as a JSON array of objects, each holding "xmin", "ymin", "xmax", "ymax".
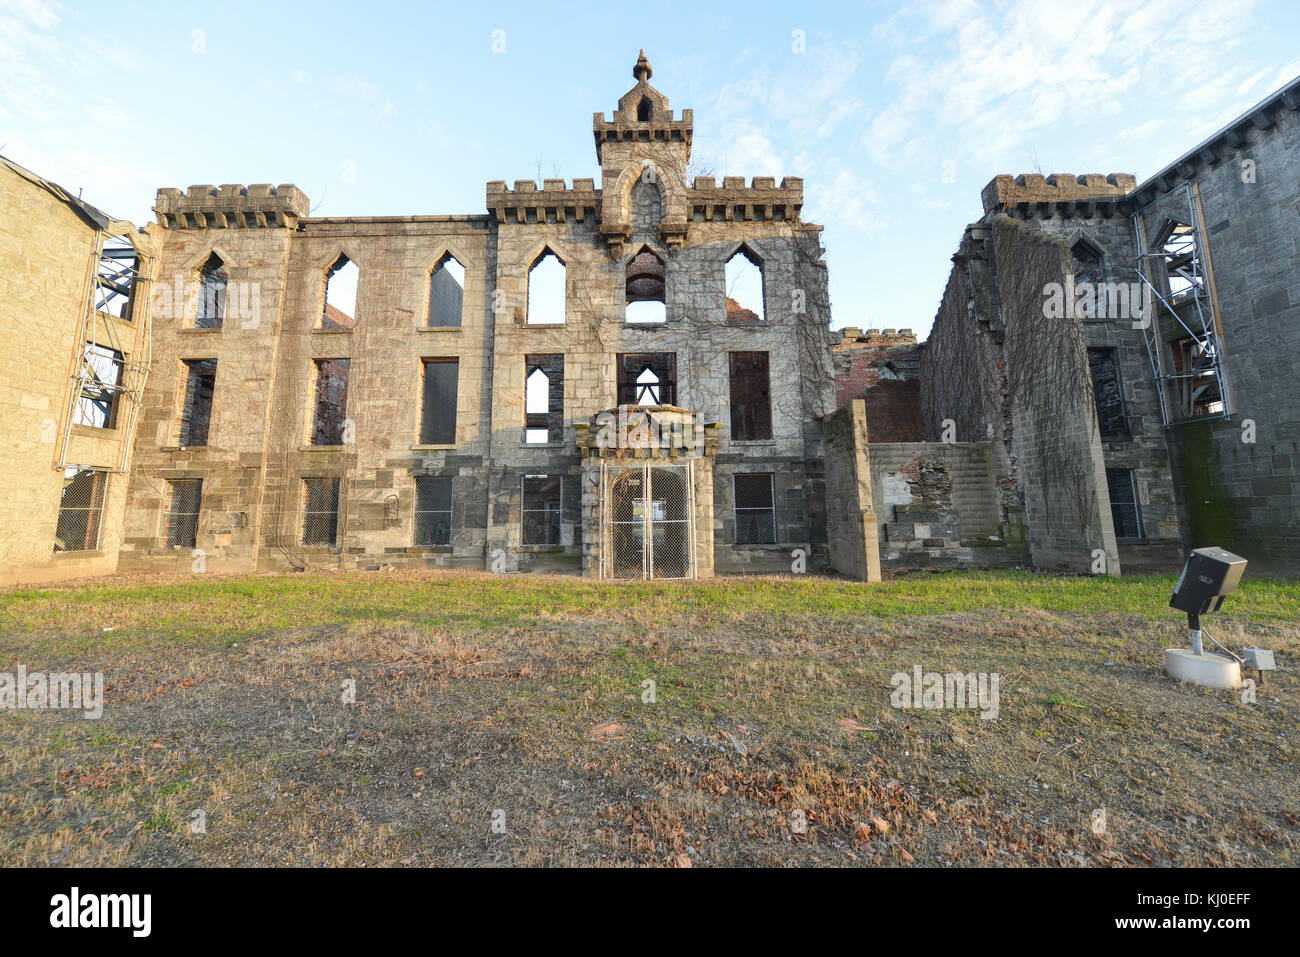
[
  {"xmin": 833, "ymin": 327, "xmax": 923, "ymax": 442},
  {"xmin": 1143, "ymin": 101, "xmax": 1300, "ymax": 568},
  {"xmin": 0, "ymin": 161, "xmax": 149, "ymax": 584},
  {"xmin": 822, "ymin": 400, "xmax": 881, "ymax": 580},
  {"xmin": 992, "ymin": 215, "xmax": 1118, "ymax": 573},
  {"xmin": 869, "ymin": 442, "xmax": 1026, "ymax": 568}
]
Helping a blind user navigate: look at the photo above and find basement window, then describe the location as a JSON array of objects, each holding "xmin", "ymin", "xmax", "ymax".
[
  {"xmin": 196, "ymin": 252, "xmax": 228, "ymax": 329},
  {"xmin": 725, "ymin": 247, "xmax": 764, "ymax": 322},
  {"xmin": 527, "ymin": 249, "xmax": 565, "ymax": 325},
  {"xmin": 178, "ymin": 358, "xmax": 217, "ymax": 446},
  {"xmin": 427, "ymin": 253, "xmax": 465, "ymax": 328},
  {"xmin": 729, "ymin": 351, "xmax": 772, "ymax": 440},
  {"xmin": 522, "ymin": 475, "xmax": 562, "ymax": 545},
  {"xmin": 420, "ymin": 358, "xmax": 459, "ymax": 445},
  {"xmin": 1087, "ymin": 349, "xmax": 1128, "ymax": 439},
  {"xmin": 525, "ymin": 355, "xmax": 564, "ymax": 444},
  {"xmin": 301, "ymin": 477, "xmax": 341, "ymax": 547},
  {"xmin": 321, "ymin": 255, "xmax": 358, "ymax": 329},
  {"xmin": 618, "ymin": 353, "xmax": 676, "ymax": 407},
  {"xmin": 54, "ymin": 468, "xmax": 108, "ymax": 552},
  {"xmin": 734, "ymin": 473, "xmax": 776, "ymax": 545},
  {"xmin": 162, "ymin": 478, "xmax": 202, "ymax": 548},
  {"xmin": 310, "ymin": 358, "xmax": 350, "ymax": 445},
  {"xmin": 1106, "ymin": 468, "xmax": 1142, "ymax": 540},
  {"xmin": 74, "ymin": 344, "xmax": 124, "ymax": 429},
  {"xmin": 625, "ymin": 246, "xmax": 666, "ymax": 323},
  {"xmin": 414, "ymin": 475, "xmax": 453, "ymax": 547}
]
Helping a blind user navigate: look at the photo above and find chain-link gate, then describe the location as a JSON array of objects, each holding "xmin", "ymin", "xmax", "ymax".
[{"xmin": 600, "ymin": 462, "xmax": 695, "ymax": 580}]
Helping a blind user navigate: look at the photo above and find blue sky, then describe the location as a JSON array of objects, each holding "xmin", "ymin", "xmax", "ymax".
[{"xmin": 2, "ymin": 0, "xmax": 1297, "ymax": 337}]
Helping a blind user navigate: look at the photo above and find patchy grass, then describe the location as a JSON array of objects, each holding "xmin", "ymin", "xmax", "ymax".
[{"xmin": 0, "ymin": 569, "xmax": 1296, "ymax": 867}]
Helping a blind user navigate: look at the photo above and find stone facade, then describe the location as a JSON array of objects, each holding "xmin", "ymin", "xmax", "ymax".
[{"xmin": 112, "ymin": 52, "xmax": 841, "ymax": 582}]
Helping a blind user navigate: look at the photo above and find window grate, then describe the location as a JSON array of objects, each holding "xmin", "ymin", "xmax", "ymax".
[
  {"xmin": 522, "ymin": 475, "xmax": 562, "ymax": 545},
  {"xmin": 414, "ymin": 476, "xmax": 453, "ymax": 546},
  {"xmin": 1106, "ymin": 468, "xmax": 1142, "ymax": 540},
  {"xmin": 55, "ymin": 469, "xmax": 108, "ymax": 552},
  {"xmin": 162, "ymin": 479, "xmax": 202, "ymax": 547},
  {"xmin": 301, "ymin": 477, "xmax": 341, "ymax": 546},
  {"xmin": 734, "ymin": 473, "xmax": 776, "ymax": 544}
]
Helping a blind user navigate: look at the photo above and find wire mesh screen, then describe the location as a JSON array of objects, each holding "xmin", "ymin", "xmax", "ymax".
[
  {"xmin": 522, "ymin": 475, "xmax": 562, "ymax": 545},
  {"xmin": 54, "ymin": 469, "xmax": 108, "ymax": 552},
  {"xmin": 734, "ymin": 473, "xmax": 776, "ymax": 544},
  {"xmin": 414, "ymin": 476, "xmax": 453, "ymax": 546},
  {"xmin": 1106, "ymin": 468, "xmax": 1142, "ymax": 540},
  {"xmin": 301, "ymin": 477, "xmax": 340, "ymax": 546},
  {"xmin": 602, "ymin": 464, "xmax": 694, "ymax": 580},
  {"xmin": 649, "ymin": 466, "xmax": 691, "ymax": 579},
  {"xmin": 162, "ymin": 478, "xmax": 202, "ymax": 548}
]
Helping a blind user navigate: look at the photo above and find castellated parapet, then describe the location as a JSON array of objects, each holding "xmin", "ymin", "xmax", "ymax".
[
  {"xmin": 980, "ymin": 173, "xmax": 1137, "ymax": 214},
  {"xmin": 153, "ymin": 183, "xmax": 311, "ymax": 229}
]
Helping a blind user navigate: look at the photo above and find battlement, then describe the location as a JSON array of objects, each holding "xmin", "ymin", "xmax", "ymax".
[
  {"xmin": 981, "ymin": 173, "xmax": 1137, "ymax": 214},
  {"xmin": 485, "ymin": 178, "xmax": 601, "ymax": 225},
  {"xmin": 835, "ymin": 327, "xmax": 918, "ymax": 347},
  {"xmin": 153, "ymin": 183, "xmax": 310, "ymax": 228},
  {"xmin": 688, "ymin": 176, "xmax": 803, "ymax": 223}
]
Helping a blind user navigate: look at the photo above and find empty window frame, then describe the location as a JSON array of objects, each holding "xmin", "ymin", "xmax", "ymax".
[
  {"xmin": 301, "ymin": 477, "xmax": 341, "ymax": 546},
  {"xmin": 94, "ymin": 235, "xmax": 138, "ymax": 321},
  {"xmin": 625, "ymin": 246, "xmax": 666, "ymax": 323},
  {"xmin": 414, "ymin": 475, "xmax": 453, "ymax": 547},
  {"xmin": 1087, "ymin": 349, "xmax": 1129, "ymax": 439},
  {"xmin": 1169, "ymin": 336, "xmax": 1224, "ymax": 418},
  {"xmin": 178, "ymin": 358, "xmax": 217, "ymax": 446},
  {"xmin": 419, "ymin": 358, "xmax": 459, "ymax": 445},
  {"xmin": 196, "ymin": 252, "xmax": 228, "ymax": 329},
  {"xmin": 729, "ymin": 351, "xmax": 772, "ymax": 440},
  {"xmin": 321, "ymin": 255, "xmax": 358, "ymax": 329},
  {"xmin": 427, "ymin": 253, "xmax": 465, "ymax": 328},
  {"xmin": 526, "ymin": 250, "xmax": 566, "ymax": 325},
  {"xmin": 521, "ymin": 475, "xmax": 562, "ymax": 545},
  {"xmin": 310, "ymin": 358, "xmax": 350, "ymax": 446},
  {"xmin": 162, "ymin": 478, "xmax": 202, "ymax": 548},
  {"xmin": 1072, "ymin": 240, "xmax": 1104, "ymax": 319},
  {"xmin": 524, "ymin": 355, "xmax": 564, "ymax": 444},
  {"xmin": 617, "ymin": 353, "xmax": 676, "ymax": 407},
  {"xmin": 1155, "ymin": 221, "xmax": 1202, "ymax": 300},
  {"xmin": 725, "ymin": 247, "xmax": 764, "ymax": 321},
  {"xmin": 74, "ymin": 344, "xmax": 125, "ymax": 429},
  {"xmin": 734, "ymin": 473, "xmax": 776, "ymax": 545},
  {"xmin": 54, "ymin": 468, "xmax": 108, "ymax": 552},
  {"xmin": 1106, "ymin": 468, "xmax": 1142, "ymax": 540}
]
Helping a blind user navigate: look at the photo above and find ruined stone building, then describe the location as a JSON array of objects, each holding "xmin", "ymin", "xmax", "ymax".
[
  {"xmin": 1, "ymin": 54, "xmax": 879, "ymax": 585},
  {"xmin": 2, "ymin": 57, "xmax": 1296, "ymax": 585}
]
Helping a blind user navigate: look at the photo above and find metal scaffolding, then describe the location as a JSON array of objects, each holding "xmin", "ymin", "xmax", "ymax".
[
  {"xmin": 57, "ymin": 227, "xmax": 155, "ymax": 474},
  {"xmin": 1130, "ymin": 182, "xmax": 1230, "ymax": 428}
]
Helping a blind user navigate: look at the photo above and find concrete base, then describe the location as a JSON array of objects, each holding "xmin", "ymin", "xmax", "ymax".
[{"xmin": 1166, "ymin": 648, "xmax": 1241, "ymax": 690}]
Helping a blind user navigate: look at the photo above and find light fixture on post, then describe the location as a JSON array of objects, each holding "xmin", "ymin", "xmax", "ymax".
[{"xmin": 1166, "ymin": 547, "xmax": 1247, "ymax": 690}]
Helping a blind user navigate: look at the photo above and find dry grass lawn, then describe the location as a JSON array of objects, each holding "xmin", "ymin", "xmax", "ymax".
[{"xmin": 0, "ymin": 568, "xmax": 1296, "ymax": 867}]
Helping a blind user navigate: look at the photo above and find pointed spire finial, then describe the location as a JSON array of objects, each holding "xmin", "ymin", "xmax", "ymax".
[{"xmin": 633, "ymin": 49, "xmax": 652, "ymax": 83}]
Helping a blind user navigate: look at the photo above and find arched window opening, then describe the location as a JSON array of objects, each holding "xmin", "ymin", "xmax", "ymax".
[
  {"xmin": 625, "ymin": 247, "xmax": 666, "ymax": 323},
  {"xmin": 427, "ymin": 253, "xmax": 465, "ymax": 328},
  {"xmin": 196, "ymin": 253, "xmax": 227, "ymax": 329},
  {"xmin": 725, "ymin": 248, "xmax": 764, "ymax": 321},
  {"xmin": 1072, "ymin": 241, "xmax": 1104, "ymax": 318},
  {"xmin": 527, "ymin": 250, "xmax": 565, "ymax": 325},
  {"xmin": 322, "ymin": 255, "xmax": 358, "ymax": 329},
  {"xmin": 637, "ymin": 95, "xmax": 653, "ymax": 121},
  {"xmin": 525, "ymin": 367, "xmax": 551, "ymax": 444},
  {"xmin": 636, "ymin": 367, "xmax": 661, "ymax": 406}
]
